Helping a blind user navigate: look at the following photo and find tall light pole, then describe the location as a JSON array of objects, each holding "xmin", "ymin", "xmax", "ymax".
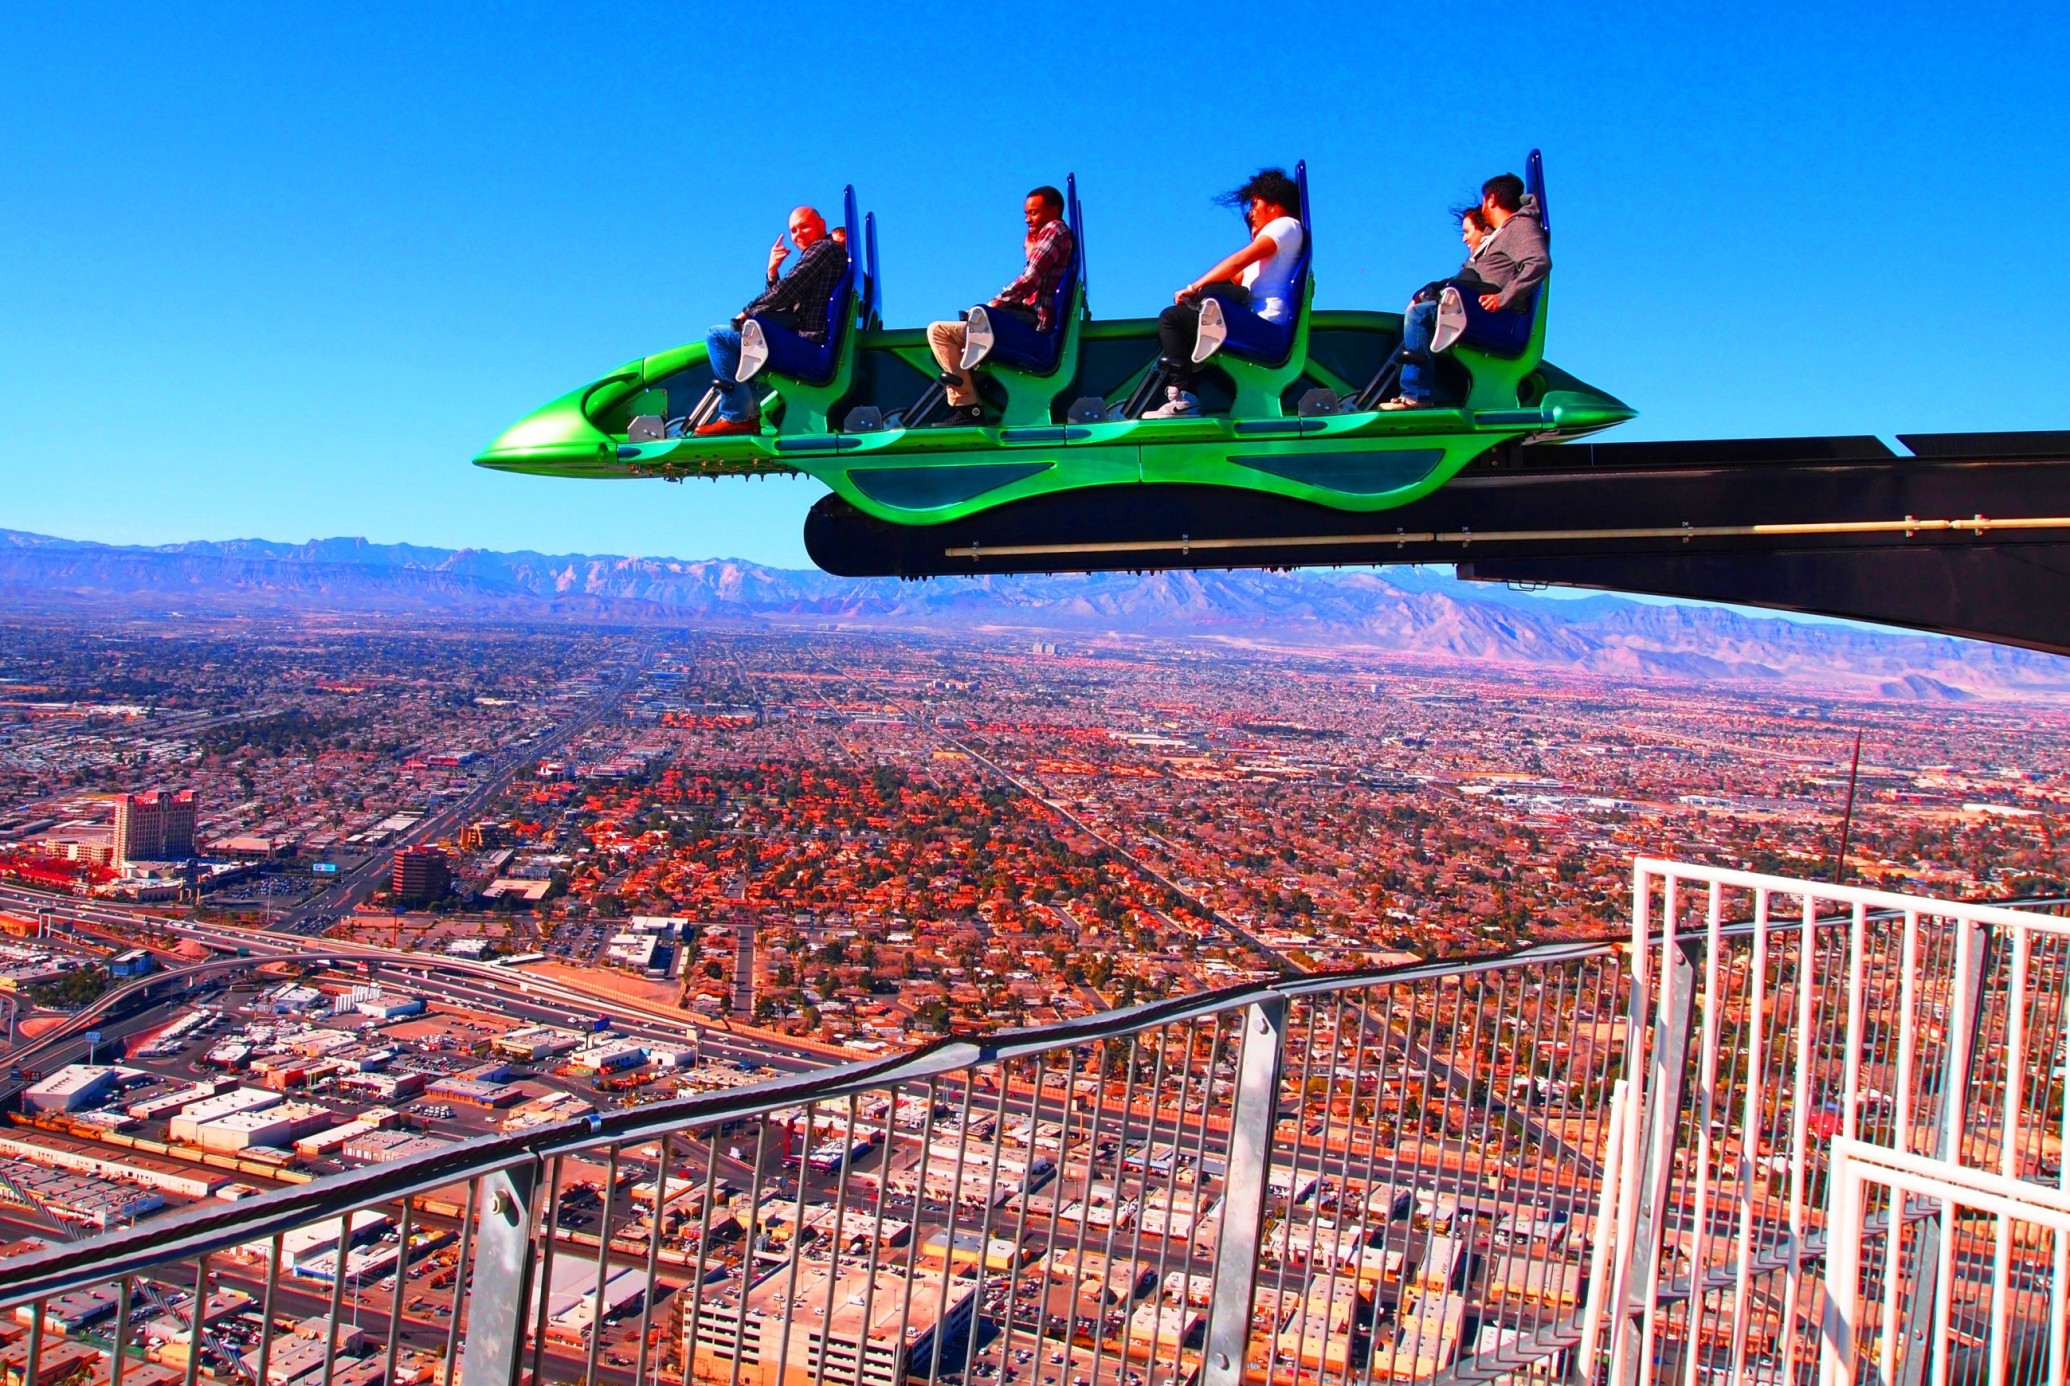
[{"xmin": 1831, "ymin": 728, "xmax": 1865, "ymax": 886}]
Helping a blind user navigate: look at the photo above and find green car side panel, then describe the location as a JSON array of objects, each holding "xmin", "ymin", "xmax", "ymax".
[{"xmin": 473, "ymin": 303, "xmax": 1635, "ymax": 521}]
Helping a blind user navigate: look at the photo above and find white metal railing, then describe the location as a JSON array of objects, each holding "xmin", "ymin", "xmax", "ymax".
[
  {"xmin": 1, "ymin": 861, "xmax": 2064, "ymax": 1386},
  {"xmin": 1600, "ymin": 859, "xmax": 2070, "ymax": 1386}
]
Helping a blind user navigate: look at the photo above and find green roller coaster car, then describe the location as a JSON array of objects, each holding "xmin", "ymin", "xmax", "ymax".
[{"xmin": 474, "ymin": 154, "xmax": 1634, "ymax": 527}]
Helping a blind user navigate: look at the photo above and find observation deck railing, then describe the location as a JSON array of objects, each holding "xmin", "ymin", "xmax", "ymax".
[{"xmin": 0, "ymin": 861, "xmax": 2061, "ymax": 1386}]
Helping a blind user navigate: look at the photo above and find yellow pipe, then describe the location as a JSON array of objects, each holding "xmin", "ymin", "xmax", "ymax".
[{"xmin": 943, "ymin": 514, "xmax": 2064, "ymax": 559}]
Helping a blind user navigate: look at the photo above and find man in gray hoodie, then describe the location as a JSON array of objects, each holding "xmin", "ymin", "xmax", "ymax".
[{"xmin": 1385, "ymin": 173, "xmax": 1550, "ymax": 408}]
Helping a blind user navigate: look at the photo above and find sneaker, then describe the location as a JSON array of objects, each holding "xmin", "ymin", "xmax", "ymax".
[
  {"xmin": 1142, "ymin": 387, "xmax": 1201, "ymax": 420},
  {"xmin": 1377, "ymin": 396, "xmax": 1429, "ymax": 411},
  {"xmin": 693, "ymin": 416, "xmax": 759, "ymax": 437},
  {"xmin": 931, "ymin": 403, "xmax": 985, "ymax": 427}
]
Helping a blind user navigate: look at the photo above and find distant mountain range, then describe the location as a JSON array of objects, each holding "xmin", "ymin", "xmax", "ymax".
[{"xmin": 5, "ymin": 528, "xmax": 2068, "ymax": 699}]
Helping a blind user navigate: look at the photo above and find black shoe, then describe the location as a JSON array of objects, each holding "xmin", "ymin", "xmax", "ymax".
[{"xmin": 931, "ymin": 403, "xmax": 985, "ymax": 427}]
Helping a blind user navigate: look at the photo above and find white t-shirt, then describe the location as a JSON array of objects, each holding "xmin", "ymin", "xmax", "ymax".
[{"xmin": 1239, "ymin": 215, "xmax": 1306, "ymax": 321}]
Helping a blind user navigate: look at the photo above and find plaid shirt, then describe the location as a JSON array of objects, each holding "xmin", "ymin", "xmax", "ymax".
[
  {"xmin": 990, "ymin": 218, "xmax": 1075, "ymax": 332},
  {"xmin": 740, "ymin": 237, "xmax": 849, "ymax": 340}
]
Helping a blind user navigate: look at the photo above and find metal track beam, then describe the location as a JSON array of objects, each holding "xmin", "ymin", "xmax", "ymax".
[{"xmin": 801, "ymin": 430, "xmax": 2070, "ymax": 652}]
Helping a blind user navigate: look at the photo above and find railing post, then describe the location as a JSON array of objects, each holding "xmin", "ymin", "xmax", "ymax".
[
  {"xmin": 459, "ymin": 1163, "xmax": 541, "ymax": 1386},
  {"xmin": 1574, "ymin": 1077, "xmax": 1630, "ymax": 1384},
  {"xmin": 1203, "ymin": 997, "xmax": 1286, "ymax": 1386},
  {"xmin": 1615, "ymin": 931, "xmax": 1698, "ymax": 1386},
  {"xmin": 1894, "ymin": 918, "xmax": 1992, "ymax": 1386}
]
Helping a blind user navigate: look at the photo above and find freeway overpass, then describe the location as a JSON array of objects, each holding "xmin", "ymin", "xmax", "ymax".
[{"xmin": 0, "ymin": 929, "xmax": 820, "ymax": 1104}]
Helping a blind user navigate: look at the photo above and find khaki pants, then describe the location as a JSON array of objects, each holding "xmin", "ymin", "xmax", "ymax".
[{"xmin": 926, "ymin": 320, "xmax": 977, "ymax": 406}]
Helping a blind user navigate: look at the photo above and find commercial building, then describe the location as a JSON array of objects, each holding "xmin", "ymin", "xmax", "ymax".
[
  {"xmin": 390, "ymin": 846, "xmax": 449, "ymax": 904},
  {"xmin": 1126, "ymin": 1300, "xmax": 1202, "ymax": 1359},
  {"xmin": 213, "ymin": 835, "xmax": 297, "ymax": 858},
  {"xmin": 1139, "ymin": 1188, "xmax": 1216, "ymax": 1240},
  {"xmin": 15, "ymin": 1287, "xmax": 117, "ymax": 1335},
  {"xmin": 0, "ymin": 1133, "xmax": 224, "ymax": 1199},
  {"xmin": 167, "ymin": 1089, "xmax": 280, "ymax": 1144},
  {"xmin": 0, "ymin": 1337, "xmax": 100, "ymax": 1386},
  {"xmin": 492, "ymin": 1026, "xmax": 583, "ymax": 1062},
  {"xmin": 481, "ymin": 878, "xmax": 552, "ymax": 903},
  {"xmin": 602, "ymin": 932, "xmax": 658, "ymax": 971},
  {"xmin": 238, "ymin": 1212, "xmax": 391, "ymax": 1273},
  {"xmin": 342, "ymin": 1130, "xmax": 450, "ymax": 1164},
  {"xmin": 107, "ymin": 949, "xmax": 154, "ymax": 978},
  {"xmin": 1385, "ymin": 1289, "xmax": 1467, "ymax": 1379},
  {"xmin": 682, "ymin": 1263, "xmax": 975, "ymax": 1386},
  {"xmin": 501, "ymin": 1092, "xmax": 595, "ymax": 1133},
  {"xmin": 193, "ymin": 1101, "xmax": 333, "ymax": 1153},
  {"xmin": 22, "ymin": 1065, "xmax": 135, "ymax": 1115},
  {"xmin": 0, "ymin": 1156, "xmax": 163, "ymax": 1230},
  {"xmin": 424, "ymin": 1076, "xmax": 521, "ymax": 1108},
  {"xmin": 459, "ymin": 820, "xmax": 510, "ymax": 850},
  {"xmin": 917, "ymin": 1229, "xmax": 1027, "ymax": 1273},
  {"xmin": 294, "ymin": 1118, "xmax": 387, "ymax": 1158},
  {"xmin": 1275, "ymin": 1278, "xmax": 1365, "ymax": 1374},
  {"xmin": 0, "ymin": 956, "xmax": 70, "ymax": 993},
  {"xmin": 333, "ymin": 1071, "xmax": 424, "ymax": 1103},
  {"xmin": 534, "ymin": 1260, "xmax": 646, "ymax": 1345},
  {"xmin": 565, "ymin": 1042, "xmax": 644, "ymax": 1078},
  {"xmin": 112, "ymin": 790, "xmax": 196, "ymax": 867}
]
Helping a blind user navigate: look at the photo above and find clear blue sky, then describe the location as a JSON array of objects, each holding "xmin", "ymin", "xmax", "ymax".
[{"xmin": 3, "ymin": 2, "xmax": 2064, "ymax": 568}]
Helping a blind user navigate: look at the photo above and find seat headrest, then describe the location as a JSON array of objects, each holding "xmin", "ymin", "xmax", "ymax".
[
  {"xmin": 826, "ymin": 259, "xmax": 856, "ymax": 335},
  {"xmin": 1525, "ymin": 148, "xmax": 1548, "ymax": 240},
  {"xmin": 1049, "ymin": 241, "xmax": 1080, "ymax": 322}
]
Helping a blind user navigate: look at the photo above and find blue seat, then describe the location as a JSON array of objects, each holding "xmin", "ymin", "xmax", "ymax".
[
  {"xmin": 969, "ymin": 263, "xmax": 1075, "ymax": 374},
  {"xmin": 1192, "ymin": 160, "xmax": 1312, "ymax": 371},
  {"xmin": 1443, "ymin": 283, "xmax": 1537, "ymax": 357},
  {"xmin": 740, "ymin": 186, "xmax": 860, "ymax": 388},
  {"xmin": 969, "ymin": 181, "xmax": 1083, "ymax": 376},
  {"xmin": 958, "ymin": 176, "xmax": 1091, "ymax": 426},
  {"xmin": 736, "ymin": 187, "xmax": 870, "ymax": 434},
  {"xmin": 1437, "ymin": 149, "xmax": 1554, "ymax": 412},
  {"xmin": 1446, "ymin": 150, "xmax": 1550, "ymax": 360},
  {"xmin": 1186, "ymin": 161, "xmax": 1313, "ymax": 418}
]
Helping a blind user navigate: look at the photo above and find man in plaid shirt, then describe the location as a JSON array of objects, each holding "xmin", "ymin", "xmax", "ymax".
[
  {"xmin": 697, "ymin": 205, "xmax": 851, "ymax": 437},
  {"xmin": 926, "ymin": 187, "xmax": 1076, "ymax": 424}
]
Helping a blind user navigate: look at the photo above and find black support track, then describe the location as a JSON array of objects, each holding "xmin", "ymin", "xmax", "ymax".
[{"xmin": 802, "ymin": 430, "xmax": 2070, "ymax": 655}]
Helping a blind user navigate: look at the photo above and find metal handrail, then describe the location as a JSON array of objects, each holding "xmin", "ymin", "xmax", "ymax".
[
  {"xmin": 9, "ymin": 879, "xmax": 2035, "ymax": 1309},
  {"xmin": 0, "ymin": 937, "xmax": 1617, "ymax": 1307},
  {"xmin": 7, "ymin": 859, "xmax": 2062, "ymax": 1386},
  {"xmin": 7, "ymin": 873, "xmax": 2054, "ymax": 1308}
]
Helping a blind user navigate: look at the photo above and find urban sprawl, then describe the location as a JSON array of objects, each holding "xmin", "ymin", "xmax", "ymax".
[{"xmin": 1, "ymin": 615, "xmax": 2066, "ymax": 1386}]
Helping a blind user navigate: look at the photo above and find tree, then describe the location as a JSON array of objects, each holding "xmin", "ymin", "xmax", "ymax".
[{"xmin": 28, "ymin": 967, "xmax": 110, "ymax": 1010}]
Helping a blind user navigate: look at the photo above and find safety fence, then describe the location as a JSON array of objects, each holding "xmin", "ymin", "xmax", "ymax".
[
  {"xmin": 1606, "ymin": 861, "xmax": 2070, "ymax": 1386},
  {"xmin": 0, "ymin": 862, "xmax": 2061, "ymax": 1386}
]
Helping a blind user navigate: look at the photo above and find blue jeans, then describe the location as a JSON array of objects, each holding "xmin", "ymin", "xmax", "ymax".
[
  {"xmin": 1399, "ymin": 298, "xmax": 1438, "ymax": 403},
  {"xmin": 705, "ymin": 325, "xmax": 755, "ymax": 422}
]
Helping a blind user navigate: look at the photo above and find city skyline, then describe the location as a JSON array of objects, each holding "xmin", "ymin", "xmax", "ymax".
[{"xmin": 0, "ymin": 611, "xmax": 2061, "ymax": 1382}]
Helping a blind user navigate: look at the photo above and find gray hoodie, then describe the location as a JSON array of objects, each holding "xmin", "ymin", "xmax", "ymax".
[{"xmin": 1478, "ymin": 194, "xmax": 1549, "ymax": 312}]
